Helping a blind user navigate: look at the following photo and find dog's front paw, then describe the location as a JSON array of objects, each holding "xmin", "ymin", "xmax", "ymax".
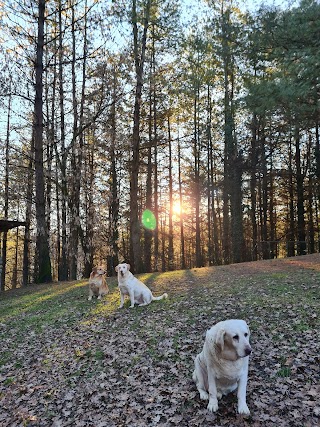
[
  {"xmin": 97, "ymin": 295, "xmax": 102, "ymax": 300},
  {"xmin": 88, "ymin": 296, "xmax": 92, "ymax": 301},
  {"xmin": 207, "ymin": 397, "xmax": 218, "ymax": 413},
  {"xmin": 129, "ymin": 305, "xmax": 135, "ymax": 308},
  {"xmin": 238, "ymin": 402, "xmax": 250, "ymax": 415},
  {"xmin": 199, "ymin": 390, "xmax": 209, "ymax": 401}
]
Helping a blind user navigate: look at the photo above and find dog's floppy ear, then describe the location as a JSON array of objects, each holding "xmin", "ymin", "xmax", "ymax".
[
  {"xmin": 115, "ymin": 265, "xmax": 119, "ymax": 272},
  {"xmin": 126, "ymin": 264, "xmax": 131, "ymax": 271},
  {"xmin": 215, "ymin": 328, "xmax": 226, "ymax": 351}
]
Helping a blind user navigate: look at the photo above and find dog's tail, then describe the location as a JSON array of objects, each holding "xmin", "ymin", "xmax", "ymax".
[{"xmin": 152, "ymin": 292, "xmax": 168, "ymax": 301}]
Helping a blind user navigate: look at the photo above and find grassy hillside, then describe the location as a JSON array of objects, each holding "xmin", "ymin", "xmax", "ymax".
[{"xmin": 0, "ymin": 255, "xmax": 319, "ymax": 426}]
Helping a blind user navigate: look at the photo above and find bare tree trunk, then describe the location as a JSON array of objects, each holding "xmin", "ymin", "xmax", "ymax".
[
  {"xmin": 287, "ymin": 136, "xmax": 295, "ymax": 257},
  {"xmin": 177, "ymin": 133, "xmax": 186, "ymax": 270},
  {"xmin": 307, "ymin": 174, "xmax": 315, "ymax": 253},
  {"xmin": 221, "ymin": 5, "xmax": 244, "ymax": 264},
  {"xmin": 153, "ymin": 95, "xmax": 159, "ymax": 272},
  {"xmin": 46, "ymin": 18, "xmax": 58, "ymax": 278},
  {"xmin": 1, "ymin": 84, "xmax": 11, "ymax": 291},
  {"xmin": 260, "ymin": 134, "xmax": 269, "ymax": 259},
  {"xmin": 45, "ymin": 47, "xmax": 53, "ymax": 244},
  {"xmin": 250, "ymin": 113, "xmax": 258, "ymax": 261},
  {"xmin": 221, "ymin": 15, "xmax": 232, "ymax": 264},
  {"xmin": 130, "ymin": 0, "xmax": 151, "ymax": 273},
  {"xmin": 269, "ymin": 148, "xmax": 276, "ymax": 258},
  {"xmin": 83, "ymin": 137, "xmax": 94, "ymax": 278},
  {"xmin": 295, "ymin": 126, "xmax": 306, "ymax": 255},
  {"xmin": 213, "ymin": 167, "xmax": 222, "ymax": 264},
  {"xmin": 23, "ymin": 126, "xmax": 35, "ymax": 287},
  {"xmin": 34, "ymin": 0, "xmax": 52, "ymax": 283},
  {"xmin": 315, "ymin": 121, "xmax": 320, "ymax": 205},
  {"xmin": 69, "ymin": 1, "xmax": 80, "ymax": 280},
  {"xmin": 161, "ymin": 214, "xmax": 166, "ymax": 272},
  {"xmin": 58, "ymin": 1, "xmax": 68, "ymax": 280},
  {"xmin": 230, "ymin": 151, "xmax": 244, "ymax": 263},
  {"xmin": 194, "ymin": 93, "xmax": 202, "ymax": 268},
  {"xmin": 168, "ymin": 116, "xmax": 174, "ymax": 270},
  {"xmin": 206, "ymin": 85, "xmax": 214, "ymax": 265},
  {"xmin": 107, "ymin": 67, "xmax": 119, "ymax": 276},
  {"xmin": 228, "ymin": 65, "xmax": 243, "ymax": 263},
  {"xmin": 144, "ymin": 59, "xmax": 153, "ymax": 271},
  {"xmin": 11, "ymin": 218, "xmax": 20, "ymax": 289}
]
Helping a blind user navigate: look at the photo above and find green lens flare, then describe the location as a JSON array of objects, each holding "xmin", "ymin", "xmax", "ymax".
[{"xmin": 141, "ymin": 209, "xmax": 157, "ymax": 230}]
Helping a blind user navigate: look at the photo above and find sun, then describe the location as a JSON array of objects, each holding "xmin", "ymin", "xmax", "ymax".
[{"xmin": 172, "ymin": 200, "xmax": 182, "ymax": 216}]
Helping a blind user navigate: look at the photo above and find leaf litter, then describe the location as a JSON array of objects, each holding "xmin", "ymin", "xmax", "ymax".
[{"xmin": 0, "ymin": 254, "xmax": 319, "ymax": 426}]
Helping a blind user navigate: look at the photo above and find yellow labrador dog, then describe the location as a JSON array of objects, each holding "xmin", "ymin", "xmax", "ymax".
[
  {"xmin": 193, "ymin": 319, "xmax": 251, "ymax": 415},
  {"xmin": 115, "ymin": 263, "xmax": 168, "ymax": 308}
]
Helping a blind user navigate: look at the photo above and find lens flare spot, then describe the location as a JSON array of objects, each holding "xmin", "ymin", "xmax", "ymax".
[{"xmin": 141, "ymin": 209, "xmax": 157, "ymax": 231}]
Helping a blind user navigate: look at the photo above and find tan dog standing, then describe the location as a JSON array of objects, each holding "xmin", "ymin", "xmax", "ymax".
[
  {"xmin": 193, "ymin": 319, "xmax": 252, "ymax": 415},
  {"xmin": 88, "ymin": 266, "xmax": 109, "ymax": 301},
  {"xmin": 115, "ymin": 263, "xmax": 168, "ymax": 308}
]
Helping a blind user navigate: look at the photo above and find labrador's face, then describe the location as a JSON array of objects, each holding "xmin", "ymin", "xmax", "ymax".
[
  {"xmin": 115, "ymin": 263, "xmax": 130, "ymax": 277},
  {"xmin": 215, "ymin": 320, "xmax": 251, "ymax": 361}
]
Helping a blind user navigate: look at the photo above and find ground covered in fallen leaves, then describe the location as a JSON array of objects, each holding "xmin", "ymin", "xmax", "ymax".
[{"xmin": 0, "ymin": 254, "xmax": 319, "ymax": 426}]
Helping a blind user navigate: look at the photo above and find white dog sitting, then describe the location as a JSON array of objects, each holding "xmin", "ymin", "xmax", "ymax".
[
  {"xmin": 115, "ymin": 263, "xmax": 168, "ymax": 308},
  {"xmin": 193, "ymin": 319, "xmax": 252, "ymax": 415}
]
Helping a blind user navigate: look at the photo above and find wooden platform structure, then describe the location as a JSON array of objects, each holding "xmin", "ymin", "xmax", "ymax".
[{"xmin": 0, "ymin": 220, "xmax": 26, "ymax": 232}]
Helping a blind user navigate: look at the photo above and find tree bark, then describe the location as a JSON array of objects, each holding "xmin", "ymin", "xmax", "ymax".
[
  {"xmin": 144, "ymin": 83, "xmax": 153, "ymax": 272},
  {"xmin": 177, "ymin": 133, "xmax": 186, "ymax": 270},
  {"xmin": 250, "ymin": 113, "xmax": 258, "ymax": 261},
  {"xmin": 194, "ymin": 93, "xmax": 202, "ymax": 268},
  {"xmin": 22, "ymin": 156, "xmax": 33, "ymax": 287},
  {"xmin": 1, "ymin": 85, "xmax": 11, "ymax": 291},
  {"xmin": 130, "ymin": 0, "xmax": 151, "ymax": 273},
  {"xmin": 287, "ymin": 136, "xmax": 295, "ymax": 257},
  {"xmin": 34, "ymin": 0, "xmax": 52, "ymax": 283},
  {"xmin": 168, "ymin": 116, "xmax": 174, "ymax": 270},
  {"xmin": 107, "ymin": 66, "xmax": 119, "ymax": 276},
  {"xmin": 295, "ymin": 126, "xmax": 306, "ymax": 255},
  {"xmin": 69, "ymin": 1, "xmax": 80, "ymax": 280},
  {"xmin": 58, "ymin": 0, "xmax": 68, "ymax": 280}
]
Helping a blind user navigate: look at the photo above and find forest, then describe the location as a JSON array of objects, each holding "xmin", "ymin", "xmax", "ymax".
[{"xmin": 0, "ymin": 0, "xmax": 319, "ymax": 290}]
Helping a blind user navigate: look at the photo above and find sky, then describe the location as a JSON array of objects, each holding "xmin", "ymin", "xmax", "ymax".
[
  {"xmin": 239, "ymin": 0, "xmax": 300, "ymax": 11},
  {"xmin": 186, "ymin": 0, "xmax": 301, "ymax": 13}
]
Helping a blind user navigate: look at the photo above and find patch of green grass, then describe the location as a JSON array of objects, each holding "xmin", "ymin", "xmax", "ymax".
[
  {"xmin": 269, "ymin": 272, "xmax": 289, "ymax": 279},
  {"xmin": 292, "ymin": 321, "xmax": 310, "ymax": 331},
  {"xmin": 4, "ymin": 377, "xmax": 15, "ymax": 385},
  {"xmin": 0, "ymin": 351, "xmax": 11, "ymax": 367},
  {"xmin": 0, "ymin": 281, "xmax": 89, "ymax": 331},
  {"xmin": 0, "ymin": 279, "xmax": 121, "ymax": 340},
  {"xmin": 276, "ymin": 367, "xmax": 292, "ymax": 378},
  {"xmin": 94, "ymin": 349, "xmax": 105, "ymax": 360},
  {"xmin": 84, "ymin": 288, "xmax": 120, "ymax": 323}
]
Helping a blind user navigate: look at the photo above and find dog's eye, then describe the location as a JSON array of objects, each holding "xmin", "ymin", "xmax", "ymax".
[
  {"xmin": 244, "ymin": 333, "xmax": 248, "ymax": 337},
  {"xmin": 233, "ymin": 335, "xmax": 239, "ymax": 341}
]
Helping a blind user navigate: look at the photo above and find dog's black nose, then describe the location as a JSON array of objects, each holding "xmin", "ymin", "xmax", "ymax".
[{"xmin": 245, "ymin": 347, "xmax": 252, "ymax": 356}]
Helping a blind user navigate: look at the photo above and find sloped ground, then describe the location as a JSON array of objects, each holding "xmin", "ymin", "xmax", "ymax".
[{"xmin": 0, "ymin": 254, "xmax": 319, "ymax": 426}]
